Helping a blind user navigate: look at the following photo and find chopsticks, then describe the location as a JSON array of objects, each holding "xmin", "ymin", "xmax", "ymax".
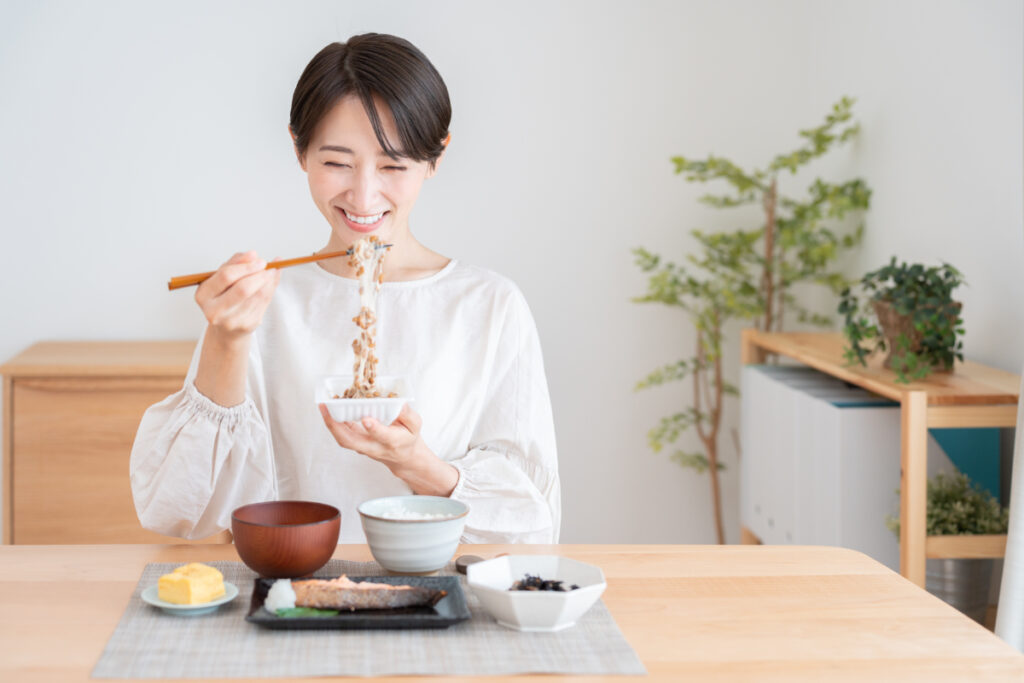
[{"xmin": 167, "ymin": 244, "xmax": 392, "ymax": 290}]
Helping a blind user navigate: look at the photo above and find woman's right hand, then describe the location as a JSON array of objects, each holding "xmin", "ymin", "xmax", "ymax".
[
  {"xmin": 195, "ymin": 251, "xmax": 280, "ymax": 340},
  {"xmin": 193, "ymin": 252, "xmax": 280, "ymax": 406}
]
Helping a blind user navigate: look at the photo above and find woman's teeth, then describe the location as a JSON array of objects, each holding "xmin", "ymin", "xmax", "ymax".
[{"xmin": 344, "ymin": 210, "xmax": 385, "ymax": 224}]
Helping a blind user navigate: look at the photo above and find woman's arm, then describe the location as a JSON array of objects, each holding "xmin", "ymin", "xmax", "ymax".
[
  {"xmin": 445, "ymin": 288, "xmax": 561, "ymax": 543},
  {"xmin": 130, "ymin": 329, "xmax": 278, "ymax": 539},
  {"xmin": 129, "ymin": 251, "xmax": 282, "ymax": 538},
  {"xmin": 194, "ymin": 251, "xmax": 280, "ymax": 406}
]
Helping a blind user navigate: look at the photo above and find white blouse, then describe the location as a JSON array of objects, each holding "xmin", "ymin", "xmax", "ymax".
[{"xmin": 129, "ymin": 260, "xmax": 560, "ymax": 544}]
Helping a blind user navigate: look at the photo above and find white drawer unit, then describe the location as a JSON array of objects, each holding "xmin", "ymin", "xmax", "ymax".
[{"xmin": 741, "ymin": 365, "xmax": 952, "ymax": 571}]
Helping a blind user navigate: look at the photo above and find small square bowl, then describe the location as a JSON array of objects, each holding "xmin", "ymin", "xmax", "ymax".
[
  {"xmin": 358, "ymin": 495, "xmax": 469, "ymax": 575},
  {"xmin": 316, "ymin": 375, "xmax": 412, "ymax": 425},
  {"xmin": 467, "ymin": 555, "xmax": 607, "ymax": 632}
]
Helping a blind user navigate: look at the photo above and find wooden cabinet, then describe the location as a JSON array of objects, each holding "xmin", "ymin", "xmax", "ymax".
[{"xmin": 1, "ymin": 341, "xmax": 230, "ymax": 544}]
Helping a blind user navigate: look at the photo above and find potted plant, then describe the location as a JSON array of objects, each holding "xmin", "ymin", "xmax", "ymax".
[
  {"xmin": 839, "ymin": 257, "xmax": 965, "ymax": 383},
  {"xmin": 887, "ymin": 472, "xmax": 1009, "ymax": 624},
  {"xmin": 633, "ymin": 97, "xmax": 870, "ymax": 543}
]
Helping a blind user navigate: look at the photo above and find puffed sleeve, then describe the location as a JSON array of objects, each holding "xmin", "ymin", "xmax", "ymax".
[
  {"xmin": 129, "ymin": 332, "xmax": 277, "ymax": 539},
  {"xmin": 447, "ymin": 287, "xmax": 561, "ymax": 543}
]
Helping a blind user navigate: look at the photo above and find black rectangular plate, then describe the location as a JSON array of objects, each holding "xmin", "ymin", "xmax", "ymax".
[{"xmin": 244, "ymin": 575, "xmax": 470, "ymax": 630}]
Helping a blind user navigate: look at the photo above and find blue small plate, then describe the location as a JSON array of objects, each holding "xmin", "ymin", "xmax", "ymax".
[{"xmin": 141, "ymin": 582, "xmax": 238, "ymax": 616}]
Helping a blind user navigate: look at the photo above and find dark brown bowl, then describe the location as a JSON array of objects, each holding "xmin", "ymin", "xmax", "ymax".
[{"xmin": 231, "ymin": 501, "xmax": 340, "ymax": 578}]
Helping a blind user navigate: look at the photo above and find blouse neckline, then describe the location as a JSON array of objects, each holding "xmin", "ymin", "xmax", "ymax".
[{"xmin": 308, "ymin": 258, "xmax": 459, "ymax": 289}]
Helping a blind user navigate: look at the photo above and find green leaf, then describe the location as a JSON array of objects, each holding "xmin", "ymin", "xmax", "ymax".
[
  {"xmin": 669, "ymin": 451, "xmax": 727, "ymax": 473},
  {"xmin": 275, "ymin": 607, "xmax": 340, "ymax": 617},
  {"xmin": 767, "ymin": 97, "xmax": 861, "ymax": 173},
  {"xmin": 647, "ymin": 409, "xmax": 710, "ymax": 450},
  {"xmin": 635, "ymin": 359, "xmax": 709, "ymax": 391}
]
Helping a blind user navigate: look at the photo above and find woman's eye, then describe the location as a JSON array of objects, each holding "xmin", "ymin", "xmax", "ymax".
[
  {"xmin": 383, "ymin": 165, "xmax": 407, "ymax": 172},
  {"xmin": 324, "ymin": 161, "xmax": 350, "ymax": 168}
]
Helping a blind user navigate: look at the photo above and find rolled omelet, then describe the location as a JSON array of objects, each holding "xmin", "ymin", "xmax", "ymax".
[{"xmin": 158, "ymin": 563, "xmax": 226, "ymax": 605}]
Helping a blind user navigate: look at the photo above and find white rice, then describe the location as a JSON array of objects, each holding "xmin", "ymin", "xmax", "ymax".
[{"xmin": 374, "ymin": 508, "xmax": 454, "ymax": 520}]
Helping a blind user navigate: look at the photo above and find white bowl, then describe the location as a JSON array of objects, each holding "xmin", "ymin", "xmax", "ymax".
[
  {"xmin": 467, "ymin": 555, "xmax": 607, "ymax": 632},
  {"xmin": 358, "ymin": 495, "xmax": 468, "ymax": 574},
  {"xmin": 316, "ymin": 375, "xmax": 412, "ymax": 425}
]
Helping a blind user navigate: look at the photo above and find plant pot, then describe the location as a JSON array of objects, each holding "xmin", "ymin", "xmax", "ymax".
[
  {"xmin": 925, "ymin": 558, "xmax": 993, "ymax": 624},
  {"xmin": 871, "ymin": 299, "xmax": 961, "ymax": 372}
]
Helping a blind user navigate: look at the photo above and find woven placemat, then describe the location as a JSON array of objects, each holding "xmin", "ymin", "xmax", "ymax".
[{"xmin": 92, "ymin": 559, "xmax": 646, "ymax": 678}]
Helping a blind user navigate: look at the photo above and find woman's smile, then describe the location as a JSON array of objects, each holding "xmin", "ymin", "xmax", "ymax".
[{"xmin": 338, "ymin": 208, "xmax": 390, "ymax": 233}]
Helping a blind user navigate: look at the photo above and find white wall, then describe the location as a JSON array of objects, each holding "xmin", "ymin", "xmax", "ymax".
[{"xmin": 0, "ymin": 0, "xmax": 1020, "ymax": 543}]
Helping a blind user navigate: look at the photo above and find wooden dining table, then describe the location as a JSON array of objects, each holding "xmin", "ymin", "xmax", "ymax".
[{"xmin": 2, "ymin": 543, "xmax": 1022, "ymax": 681}]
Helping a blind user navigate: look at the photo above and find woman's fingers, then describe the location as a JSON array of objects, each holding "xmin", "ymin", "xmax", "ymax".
[
  {"xmin": 229, "ymin": 269, "xmax": 280, "ymax": 329},
  {"xmin": 195, "ymin": 251, "xmax": 280, "ymax": 335},
  {"xmin": 203, "ymin": 260, "xmax": 267, "ymax": 305},
  {"xmin": 318, "ymin": 404, "xmax": 423, "ymax": 467},
  {"xmin": 196, "ymin": 251, "xmax": 262, "ymax": 301},
  {"xmin": 360, "ymin": 416, "xmax": 403, "ymax": 449},
  {"xmin": 318, "ymin": 404, "xmax": 384, "ymax": 457},
  {"xmin": 393, "ymin": 403, "xmax": 422, "ymax": 433},
  {"xmin": 215, "ymin": 268, "xmax": 276, "ymax": 313}
]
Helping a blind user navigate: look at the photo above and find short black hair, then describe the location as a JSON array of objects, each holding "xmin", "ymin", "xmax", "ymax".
[{"xmin": 290, "ymin": 34, "xmax": 451, "ymax": 167}]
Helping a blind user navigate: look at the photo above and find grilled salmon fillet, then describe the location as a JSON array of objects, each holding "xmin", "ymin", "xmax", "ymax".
[{"xmin": 291, "ymin": 575, "xmax": 447, "ymax": 611}]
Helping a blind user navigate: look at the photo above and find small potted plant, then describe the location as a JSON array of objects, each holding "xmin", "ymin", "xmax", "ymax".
[
  {"xmin": 887, "ymin": 472, "xmax": 1009, "ymax": 624},
  {"xmin": 838, "ymin": 257, "xmax": 965, "ymax": 383}
]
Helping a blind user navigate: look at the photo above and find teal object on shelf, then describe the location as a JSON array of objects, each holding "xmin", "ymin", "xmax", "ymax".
[{"xmin": 928, "ymin": 428, "xmax": 1001, "ymax": 501}]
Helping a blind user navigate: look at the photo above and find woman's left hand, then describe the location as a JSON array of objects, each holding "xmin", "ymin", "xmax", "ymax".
[
  {"xmin": 319, "ymin": 402, "xmax": 425, "ymax": 469},
  {"xmin": 318, "ymin": 403, "xmax": 459, "ymax": 496}
]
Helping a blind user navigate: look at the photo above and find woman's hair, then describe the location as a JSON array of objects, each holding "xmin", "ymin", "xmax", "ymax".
[{"xmin": 290, "ymin": 34, "xmax": 451, "ymax": 167}]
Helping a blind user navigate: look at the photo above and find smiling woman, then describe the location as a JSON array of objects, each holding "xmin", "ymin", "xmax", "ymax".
[{"xmin": 128, "ymin": 33, "xmax": 560, "ymax": 545}]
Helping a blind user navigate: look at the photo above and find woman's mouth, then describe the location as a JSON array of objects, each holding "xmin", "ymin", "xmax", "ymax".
[{"xmin": 338, "ymin": 208, "xmax": 388, "ymax": 233}]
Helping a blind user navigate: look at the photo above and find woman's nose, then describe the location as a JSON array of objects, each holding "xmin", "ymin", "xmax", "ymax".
[{"xmin": 346, "ymin": 167, "xmax": 380, "ymax": 210}]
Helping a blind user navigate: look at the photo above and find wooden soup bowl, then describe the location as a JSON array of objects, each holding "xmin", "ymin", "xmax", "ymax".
[{"xmin": 231, "ymin": 501, "xmax": 340, "ymax": 578}]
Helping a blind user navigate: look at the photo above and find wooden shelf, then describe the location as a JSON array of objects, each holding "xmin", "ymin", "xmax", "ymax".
[
  {"xmin": 741, "ymin": 330, "xmax": 1019, "ymax": 407},
  {"xmin": 926, "ymin": 534, "xmax": 1008, "ymax": 559},
  {"xmin": 741, "ymin": 330, "xmax": 1020, "ymax": 587}
]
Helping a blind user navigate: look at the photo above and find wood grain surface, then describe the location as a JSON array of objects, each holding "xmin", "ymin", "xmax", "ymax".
[
  {"xmin": 741, "ymin": 330, "xmax": 1019, "ymax": 406},
  {"xmin": 0, "ymin": 544, "xmax": 1021, "ymax": 682},
  {"xmin": 10, "ymin": 376, "xmax": 227, "ymax": 544},
  {"xmin": 0, "ymin": 341, "xmax": 228, "ymax": 544},
  {"xmin": 0, "ymin": 340, "xmax": 195, "ymax": 377}
]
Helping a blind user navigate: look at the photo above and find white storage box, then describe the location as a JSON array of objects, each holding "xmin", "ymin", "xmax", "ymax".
[{"xmin": 740, "ymin": 364, "xmax": 952, "ymax": 571}]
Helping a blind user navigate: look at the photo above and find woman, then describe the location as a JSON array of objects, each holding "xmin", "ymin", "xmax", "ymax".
[{"xmin": 130, "ymin": 34, "xmax": 560, "ymax": 544}]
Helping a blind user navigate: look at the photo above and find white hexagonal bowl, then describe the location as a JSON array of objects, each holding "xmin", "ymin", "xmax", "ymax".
[{"xmin": 466, "ymin": 555, "xmax": 607, "ymax": 632}]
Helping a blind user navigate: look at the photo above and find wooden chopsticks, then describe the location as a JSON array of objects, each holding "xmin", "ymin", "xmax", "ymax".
[{"xmin": 167, "ymin": 245, "xmax": 391, "ymax": 290}]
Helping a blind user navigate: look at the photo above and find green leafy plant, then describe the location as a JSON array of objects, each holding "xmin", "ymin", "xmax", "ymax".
[
  {"xmin": 634, "ymin": 97, "xmax": 870, "ymax": 543},
  {"xmin": 839, "ymin": 257, "xmax": 965, "ymax": 383},
  {"xmin": 886, "ymin": 472, "xmax": 1009, "ymax": 536}
]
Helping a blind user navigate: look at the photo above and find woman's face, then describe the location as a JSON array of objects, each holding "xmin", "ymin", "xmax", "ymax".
[{"xmin": 299, "ymin": 95, "xmax": 438, "ymax": 246}]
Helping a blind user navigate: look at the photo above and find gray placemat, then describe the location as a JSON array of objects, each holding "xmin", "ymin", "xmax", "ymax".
[{"xmin": 92, "ymin": 559, "xmax": 646, "ymax": 678}]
